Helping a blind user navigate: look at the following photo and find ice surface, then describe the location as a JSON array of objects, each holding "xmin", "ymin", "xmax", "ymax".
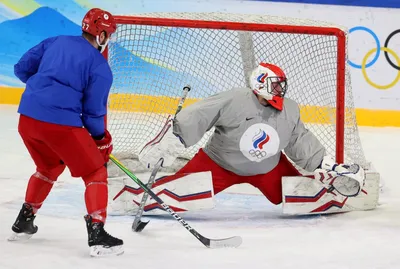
[{"xmin": 0, "ymin": 105, "xmax": 399, "ymax": 269}]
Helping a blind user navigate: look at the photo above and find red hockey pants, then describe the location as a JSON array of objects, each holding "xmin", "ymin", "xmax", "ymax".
[
  {"xmin": 18, "ymin": 115, "xmax": 108, "ymax": 222},
  {"xmin": 177, "ymin": 149, "xmax": 301, "ymax": 205}
]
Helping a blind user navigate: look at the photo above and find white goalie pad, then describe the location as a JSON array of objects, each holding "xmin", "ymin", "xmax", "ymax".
[
  {"xmin": 109, "ymin": 171, "xmax": 215, "ymax": 215},
  {"xmin": 282, "ymin": 171, "xmax": 380, "ymax": 215}
]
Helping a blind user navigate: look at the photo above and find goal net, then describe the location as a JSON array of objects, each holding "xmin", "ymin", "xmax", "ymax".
[{"xmin": 106, "ymin": 12, "xmax": 367, "ymax": 175}]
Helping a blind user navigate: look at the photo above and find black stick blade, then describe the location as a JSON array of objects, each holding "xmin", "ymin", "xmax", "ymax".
[{"xmin": 132, "ymin": 220, "xmax": 150, "ymax": 232}]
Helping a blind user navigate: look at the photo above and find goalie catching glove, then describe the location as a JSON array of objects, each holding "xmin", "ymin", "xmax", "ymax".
[
  {"xmin": 139, "ymin": 115, "xmax": 185, "ymax": 168},
  {"xmin": 314, "ymin": 155, "xmax": 365, "ymax": 197}
]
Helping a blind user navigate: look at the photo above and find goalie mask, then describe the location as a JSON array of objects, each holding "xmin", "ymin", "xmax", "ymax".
[{"xmin": 250, "ymin": 63, "xmax": 288, "ymax": 111}]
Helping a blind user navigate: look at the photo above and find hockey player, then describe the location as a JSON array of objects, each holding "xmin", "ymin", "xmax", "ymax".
[
  {"xmin": 139, "ymin": 62, "xmax": 365, "ymax": 207},
  {"xmin": 10, "ymin": 8, "xmax": 123, "ymax": 256}
]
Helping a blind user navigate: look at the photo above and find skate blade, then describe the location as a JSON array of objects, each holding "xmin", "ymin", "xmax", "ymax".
[
  {"xmin": 89, "ymin": 245, "xmax": 124, "ymax": 257},
  {"xmin": 8, "ymin": 232, "xmax": 33, "ymax": 242}
]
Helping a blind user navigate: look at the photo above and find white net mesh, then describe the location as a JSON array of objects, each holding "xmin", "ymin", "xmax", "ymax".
[{"xmin": 106, "ymin": 12, "xmax": 367, "ymax": 173}]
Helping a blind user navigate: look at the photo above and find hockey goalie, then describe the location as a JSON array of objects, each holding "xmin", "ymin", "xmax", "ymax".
[{"xmin": 136, "ymin": 62, "xmax": 379, "ymax": 216}]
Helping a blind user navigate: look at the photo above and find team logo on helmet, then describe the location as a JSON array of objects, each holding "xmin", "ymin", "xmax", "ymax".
[
  {"xmin": 256, "ymin": 72, "xmax": 268, "ymax": 84},
  {"xmin": 240, "ymin": 123, "xmax": 280, "ymax": 162}
]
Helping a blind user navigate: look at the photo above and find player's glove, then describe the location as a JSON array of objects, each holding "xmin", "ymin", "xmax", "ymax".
[
  {"xmin": 93, "ymin": 129, "xmax": 113, "ymax": 163},
  {"xmin": 314, "ymin": 155, "xmax": 365, "ymax": 197},
  {"xmin": 139, "ymin": 115, "xmax": 185, "ymax": 169}
]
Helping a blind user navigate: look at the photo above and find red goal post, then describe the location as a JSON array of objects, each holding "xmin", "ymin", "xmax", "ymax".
[{"xmin": 104, "ymin": 12, "xmax": 366, "ymax": 170}]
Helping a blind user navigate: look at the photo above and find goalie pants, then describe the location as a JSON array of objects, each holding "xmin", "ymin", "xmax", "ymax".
[
  {"xmin": 177, "ymin": 149, "xmax": 301, "ymax": 205},
  {"xmin": 18, "ymin": 115, "xmax": 108, "ymax": 222}
]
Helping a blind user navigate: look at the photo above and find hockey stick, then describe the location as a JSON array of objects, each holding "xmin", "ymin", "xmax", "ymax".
[
  {"xmin": 109, "ymin": 154, "xmax": 243, "ymax": 249},
  {"xmin": 133, "ymin": 85, "xmax": 191, "ymax": 232},
  {"xmin": 132, "ymin": 158, "xmax": 164, "ymax": 232},
  {"xmin": 139, "ymin": 85, "xmax": 191, "ymax": 156},
  {"xmin": 174, "ymin": 85, "xmax": 191, "ymax": 115}
]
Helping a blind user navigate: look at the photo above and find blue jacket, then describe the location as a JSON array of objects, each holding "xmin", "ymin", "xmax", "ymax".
[{"xmin": 15, "ymin": 35, "xmax": 112, "ymax": 137}]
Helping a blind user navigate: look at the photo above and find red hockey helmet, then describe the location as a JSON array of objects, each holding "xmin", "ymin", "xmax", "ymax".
[{"xmin": 82, "ymin": 8, "xmax": 117, "ymax": 38}]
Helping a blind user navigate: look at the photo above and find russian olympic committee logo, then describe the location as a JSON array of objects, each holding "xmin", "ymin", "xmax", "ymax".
[
  {"xmin": 240, "ymin": 123, "xmax": 280, "ymax": 162},
  {"xmin": 348, "ymin": 26, "xmax": 400, "ymax": 90}
]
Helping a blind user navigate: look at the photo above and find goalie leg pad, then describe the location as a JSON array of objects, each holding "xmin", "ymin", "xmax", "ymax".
[
  {"xmin": 112, "ymin": 171, "xmax": 215, "ymax": 215},
  {"xmin": 110, "ymin": 149, "xmax": 241, "ymax": 215},
  {"xmin": 282, "ymin": 171, "xmax": 380, "ymax": 215}
]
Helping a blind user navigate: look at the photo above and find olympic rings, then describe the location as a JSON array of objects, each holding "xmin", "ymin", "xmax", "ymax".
[
  {"xmin": 348, "ymin": 26, "xmax": 381, "ymax": 69},
  {"xmin": 248, "ymin": 149, "xmax": 267, "ymax": 159},
  {"xmin": 348, "ymin": 26, "xmax": 400, "ymax": 89},
  {"xmin": 384, "ymin": 29, "xmax": 400, "ymax": 70},
  {"xmin": 362, "ymin": 47, "xmax": 400, "ymax": 90}
]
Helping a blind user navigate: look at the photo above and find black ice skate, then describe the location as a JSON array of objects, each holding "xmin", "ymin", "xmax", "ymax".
[
  {"xmin": 84, "ymin": 215, "xmax": 124, "ymax": 257},
  {"xmin": 8, "ymin": 203, "xmax": 38, "ymax": 241}
]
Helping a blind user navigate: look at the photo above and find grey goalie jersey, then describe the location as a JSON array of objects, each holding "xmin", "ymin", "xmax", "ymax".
[{"xmin": 173, "ymin": 87, "xmax": 326, "ymax": 176}]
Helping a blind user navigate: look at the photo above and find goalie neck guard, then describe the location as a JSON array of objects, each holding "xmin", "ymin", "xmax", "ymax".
[{"xmin": 250, "ymin": 62, "xmax": 288, "ymax": 111}]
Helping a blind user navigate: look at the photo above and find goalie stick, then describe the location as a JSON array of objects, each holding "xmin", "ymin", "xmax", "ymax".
[
  {"xmin": 134, "ymin": 85, "xmax": 191, "ymax": 232},
  {"xmin": 131, "ymin": 158, "xmax": 164, "ymax": 232},
  {"xmin": 109, "ymin": 154, "xmax": 242, "ymax": 249},
  {"xmin": 175, "ymin": 85, "xmax": 191, "ymax": 115},
  {"xmin": 139, "ymin": 85, "xmax": 191, "ymax": 156}
]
